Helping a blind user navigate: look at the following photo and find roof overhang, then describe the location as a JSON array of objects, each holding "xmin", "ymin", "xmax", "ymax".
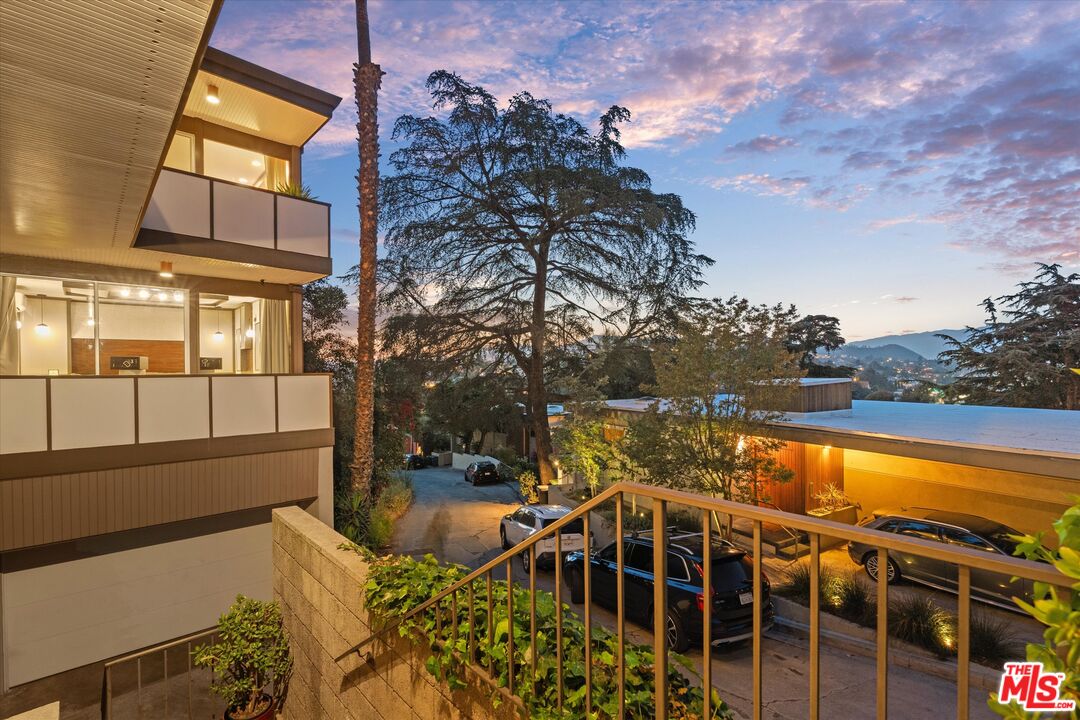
[
  {"xmin": 184, "ymin": 47, "xmax": 341, "ymax": 147},
  {"xmin": 0, "ymin": 0, "xmax": 222, "ymax": 256}
]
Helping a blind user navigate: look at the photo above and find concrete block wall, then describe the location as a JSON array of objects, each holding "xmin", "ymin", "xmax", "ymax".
[{"xmin": 271, "ymin": 506, "xmax": 514, "ymax": 720}]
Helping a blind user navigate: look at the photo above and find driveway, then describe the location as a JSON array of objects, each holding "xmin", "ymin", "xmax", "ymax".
[{"xmin": 394, "ymin": 469, "xmax": 1011, "ymax": 719}]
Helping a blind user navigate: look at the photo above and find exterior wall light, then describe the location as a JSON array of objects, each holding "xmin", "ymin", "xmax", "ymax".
[
  {"xmin": 159, "ymin": 261, "xmax": 174, "ymax": 278},
  {"xmin": 206, "ymin": 84, "xmax": 220, "ymax": 105}
]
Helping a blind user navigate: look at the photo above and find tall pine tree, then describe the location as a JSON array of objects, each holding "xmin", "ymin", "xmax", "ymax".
[{"xmin": 938, "ymin": 263, "xmax": 1080, "ymax": 410}]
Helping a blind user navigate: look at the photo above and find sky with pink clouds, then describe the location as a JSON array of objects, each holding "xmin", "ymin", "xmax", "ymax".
[{"xmin": 212, "ymin": 0, "xmax": 1079, "ymax": 341}]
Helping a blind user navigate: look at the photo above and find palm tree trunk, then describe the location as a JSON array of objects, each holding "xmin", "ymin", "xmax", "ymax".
[{"xmin": 351, "ymin": 0, "xmax": 382, "ymax": 495}]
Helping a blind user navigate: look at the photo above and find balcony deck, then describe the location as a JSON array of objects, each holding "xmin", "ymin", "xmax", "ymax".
[{"xmin": 136, "ymin": 168, "xmax": 332, "ymax": 278}]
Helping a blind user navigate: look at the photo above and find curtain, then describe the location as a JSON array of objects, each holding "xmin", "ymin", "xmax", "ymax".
[
  {"xmin": 0, "ymin": 277, "xmax": 20, "ymax": 374},
  {"xmin": 259, "ymin": 299, "xmax": 291, "ymax": 373}
]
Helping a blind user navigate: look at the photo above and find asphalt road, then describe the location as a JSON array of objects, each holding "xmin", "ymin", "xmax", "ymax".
[{"xmin": 394, "ymin": 466, "xmax": 1009, "ymax": 719}]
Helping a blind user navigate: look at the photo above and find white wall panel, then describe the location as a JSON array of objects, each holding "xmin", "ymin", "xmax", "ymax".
[
  {"xmin": 0, "ymin": 379, "xmax": 47, "ymax": 454},
  {"xmin": 213, "ymin": 183, "xmax": 274, "ymax": 248},
  {"xmin": 138, "ymin": 377, "xmax": 210, "ymax": 443},
  {"xmin": 211, "ymin": 375, "xmax": 275, "ymax": 437},
  {"xmin": 1, "ymin": 523, "xmax": 272, "ymax": 686},
  {"xmin": 50, "ymin": 378, "xmax": 134, "ymax": 449},
  {"xmin": 276, "ymin": 375, "xmax": 330, "ymax": 432},
  {"xmin": 276, "ymin": 196, "xmax": 328, "ymax": 256},
  {"xmin": 141, "ymin": 170, "xmax": 211, "ymax": 237}
]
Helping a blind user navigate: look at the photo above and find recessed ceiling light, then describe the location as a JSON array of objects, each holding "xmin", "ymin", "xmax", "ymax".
[
  {"xmin": 173, "ymin": 291, "xmax": 184, "ymax": 303},
  {"xmin": 138, "ymin": 289, "xmax": 150, "ymax": 300},
  {"xmin": 206, "ymin": 84, "xmax": 220, "ymax": 105},
  {"xmin": 238, "ymin": 177, "xmax": 249, "ymax": 184},
  {"xmin": 251, "ymin": 159, "xmax": 262, "ymax": 167},
  {"xmin": 119, "ymin": 287, "xmax": 131, "ymax": 298},
  {"xmin": 159, "ymin": 261, "xmax": 174, "ymax": 278},
  {"xmin": 156, "ymin": 291, "xmax": 168, "ymax": 301}
]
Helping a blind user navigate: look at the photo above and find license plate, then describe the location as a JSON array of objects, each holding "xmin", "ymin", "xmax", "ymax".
[
  {"xmin": 559, "ymin": 535, "xmax": 584, "ymax": 552},
  {"xmin": 739, "ymin": 592, "xmax": 754, "ymax": 606}
]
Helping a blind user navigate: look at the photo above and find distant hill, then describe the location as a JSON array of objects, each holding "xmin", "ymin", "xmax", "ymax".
[
  {"xmin": 831, "ymin": 342, "xmax": 927, "ymax": 363},
  {"xmin": 845, "ymin": 328, "xmax": 969, "ymax": 361}
]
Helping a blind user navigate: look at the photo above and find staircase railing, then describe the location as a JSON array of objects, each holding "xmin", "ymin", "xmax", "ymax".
[{"xmin": 337, "ymin": 481, "xmax": 1068, "ymax": 720}]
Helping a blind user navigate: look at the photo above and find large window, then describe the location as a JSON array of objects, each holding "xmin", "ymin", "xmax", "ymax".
[
  {"xmin": 203, "ymin": 139, "xmax": 289, "ymax": 191},
  {"xmin": 197, "ymin": 294, "xmax": 292, "ymax": 374},
  {"xmin": 0, "ymin": 275, "xmax": 186, "ymax": 375}
]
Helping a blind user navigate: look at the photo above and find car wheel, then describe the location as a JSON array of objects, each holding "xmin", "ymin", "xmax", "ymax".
[
  {"xmin": 520, "ymin": 549, "xmax": 531, "ymax": 574},
  {"xmin": 864, "ymin": 552, "xmax": 899, "ymax": 584},
  {"xmin": 567, "ymin": 567, "xmax": 585, "ymax": 604},
  {"xmin": 500, "ymin": 526, "xmax": 510, "ymax": 550},
  {"xmin": 663, "ymin": 608, "xmax": 690, "ymax": 653}
]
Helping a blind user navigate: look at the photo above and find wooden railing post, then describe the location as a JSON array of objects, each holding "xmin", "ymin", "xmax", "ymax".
[
  {"xmin": 957, "ymin": 566, "xmax": 971, "ymax": 720},
  {"xmin": 877, "ymin": 547, "xmax": 889, "ymax": 720},
  {"xmin": 809, "ymin": 533, "xmax": 821, "ymax": 720},
  {"xmin": 752, "ymin": 520, "xmax": 763, "ymax": 720},
  {"xmin": 653, "ymin": 499, "xmax": 668, "ymax": 720}
]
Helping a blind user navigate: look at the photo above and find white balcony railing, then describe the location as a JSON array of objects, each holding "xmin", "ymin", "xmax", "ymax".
[
  {"xmin": 141, "ymin": 168, "xmax": 330, "ymax": 257},
  {"xmin": 0, "ymin": 374, "xmax": 331, "ymax": 454}
]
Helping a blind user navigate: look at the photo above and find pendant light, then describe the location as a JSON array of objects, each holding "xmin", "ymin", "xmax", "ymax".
[
  {"xmin": 213, "ymin": 310, "xmax": 224, "ymax": 342},
  {"xmin": 34, "ymin": 295, "xmax": 49, "ymax": 335}
]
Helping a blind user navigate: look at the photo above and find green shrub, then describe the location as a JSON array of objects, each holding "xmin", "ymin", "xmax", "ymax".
[
  {"xmin": 378, "ymin": 474, "xmax": 414, "ymax": 520},
  {"xmin": 888, "ymin": 595, "xmax": 952, "ymax": 657},
  {"xmin": 969, "ymin": 611, "xmax": 1019, "ymax": 667},
  {"xmin": 346, "ymin": 547, "xmax": 733, "ymax": 719},
  {"xmin": 518, "ymin": 470, "xmax": 539, "ymax": 503},
  {"xmin": 193, "ymin": 595, "xmax": 291, "ymax": 718},
  {"xmin": 492, "ymin": 446, "xmax": 520, "ymax": 467},
  {"xmin": 367, "ymin": 507, "xmax": 395, "ymax": 548},
  {"xmin": 334, "ymin": 487, "xmax": 371, "ymax": 546},
  {"xmin": 827, "ymin": 572, "xmax": 877, "ymax": 628}
]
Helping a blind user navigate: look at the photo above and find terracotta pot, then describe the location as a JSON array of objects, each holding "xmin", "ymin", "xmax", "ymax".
[{"xmin": 225, "ymin": 695, "xmax": 275, "ymax": 720}]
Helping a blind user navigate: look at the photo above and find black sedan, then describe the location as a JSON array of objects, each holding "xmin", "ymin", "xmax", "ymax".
[
  {"xmin": 464, "ymin": 461, "xmax": 500, "ymax": 485},
  {"xmin": 564, "ymin": 531, "xmax": 773, "ymax": 652}
]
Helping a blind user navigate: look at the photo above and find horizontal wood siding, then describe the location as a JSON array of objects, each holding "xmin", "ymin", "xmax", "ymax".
[{"xmin": 0, "ymin": 448, "xmax": 319, "ymax": 552}]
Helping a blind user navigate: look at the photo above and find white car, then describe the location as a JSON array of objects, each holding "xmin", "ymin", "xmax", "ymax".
[{"xmin": 499, "ymin": 504, "xmax": 587, "ymax": 572}]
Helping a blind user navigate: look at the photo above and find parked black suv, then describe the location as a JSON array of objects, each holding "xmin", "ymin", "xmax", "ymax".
[{"xmin": 563, "ymin": 531, "xmax": 774, "ymax": 652}]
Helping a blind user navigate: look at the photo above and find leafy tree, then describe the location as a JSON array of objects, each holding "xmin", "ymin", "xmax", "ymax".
[
  {"xmin": 863, "ymin": 390, "xmax": 895, "ymax": 401},
  {"xmin": 786, "ymin": 314, "xmax": 852, "ymax": 378},
  {"xmin": 552, "ymin": 416, "xmax": 617, "ymax": 496},
  {"xmin": 940, "ymin": 263, "xmax": 1080, "ymax": 410},
  {"xmin": 424, "ymin": 374, "xmax": 525, "ymax": 453},
  {"xmin": 377, "ymin": 72, "xmax": 711, "ymax": 485},
  {"xmin": 619, "ymin": 297, "xmax": 802, "ymax": 527},
  {"xmin": 303, "ymin": 280, "xmax": 357, "ymax": 489}
]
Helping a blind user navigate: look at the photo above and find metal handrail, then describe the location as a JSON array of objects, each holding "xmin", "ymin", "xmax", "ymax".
[
  {"xmin": 337, "ymin": 480, "xmax": 1068, "ymax": 720},
  {"xmin": 101, "ymin": 627, "xmax": 218, "ymax": 720}
]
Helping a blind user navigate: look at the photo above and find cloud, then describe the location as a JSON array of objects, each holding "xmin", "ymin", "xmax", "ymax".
[
  {"xmin": 894, "ymin": 296, "xmax": 919, "ymax": 304},
  {"xmin": 212, "ymin": 0, "xmax": 1080, "ymax": 263},
  {"xmin": 725, "ymin": 135, "xmax": 798, "ymax": 155}
]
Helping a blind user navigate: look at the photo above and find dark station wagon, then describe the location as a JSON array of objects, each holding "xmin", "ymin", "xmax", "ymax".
[{"xmin": 564, "ymin": 531, "xmax": 773, "ymax": 652}]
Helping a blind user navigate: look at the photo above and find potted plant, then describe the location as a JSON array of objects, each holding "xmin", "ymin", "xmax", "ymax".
[
  {"xmin": 807, "ymin": 484, "xmax": 859, "ymax": 549},
  {"xmin": 194, "ymin": 595, "xmax": 292, "ymax": 720}
]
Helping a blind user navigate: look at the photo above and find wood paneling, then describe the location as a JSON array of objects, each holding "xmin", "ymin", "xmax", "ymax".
[
  {"xmin": 71, "ymin": 339, "xmax": 186, "ymax": 375},
  {"xmin": 0, "ymin": 448, "xmax": 321, "ymax": 551},
  {"xmin": 764, "ymin": 441, "xmax": 845, "ymax": 514},
  {"xmin": 790, "ymin": 381, "xmax": 852, "ymax": 413}
]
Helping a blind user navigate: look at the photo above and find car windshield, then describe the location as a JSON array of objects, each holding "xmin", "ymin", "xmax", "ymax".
[
  {"xmin": 710, "ymin": 557, "xmax": 751, "ymax": 591},
  {"xmin": 542, "ymin": 517, "xmax": 584, "ymax": 534},
  {"xmin": 477, "ymin": 463, "xmax": 496, "ymax": 471},
  {"xmin": 985, "ymin": 526, "xmax": 1022, "ymax": 556}
]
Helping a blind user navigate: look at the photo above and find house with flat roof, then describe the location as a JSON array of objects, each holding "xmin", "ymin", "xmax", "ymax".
[
  {"xmin": 602, "ymin": 378, "xmax": 1080, "ymax": 536},
  {"xmin": 0, "ymin": 0, "xmax": 340, "ymax": 691}
]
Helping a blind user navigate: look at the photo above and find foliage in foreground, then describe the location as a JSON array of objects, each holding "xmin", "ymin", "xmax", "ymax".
[
  {"xmin": 990, "ymin": 499, "xmax": 1080, "ymax": 718},
  {"xmin": 336, "ymin": 472, "xmax": 414, "ymax": 549},
  {"xmin": 345, "ymin": 546, "xmax": 732, "ymax": 719},
  {"xmin": 193, "ymin": 595, "xmax": 291, "ymax": 718}
]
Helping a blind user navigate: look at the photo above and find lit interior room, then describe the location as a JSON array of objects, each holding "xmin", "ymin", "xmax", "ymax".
[{"xmin": 197, "ymin": 294, "xmax": 291, "ymax": 373}]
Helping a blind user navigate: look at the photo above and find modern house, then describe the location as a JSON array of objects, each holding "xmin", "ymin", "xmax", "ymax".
[
  {"xmin": 0, "ymin": 0, "xmax": 340, "ymax": 691},
  {"xmin": 601, "ymin": 378, "xmax": 1080, "ymax": 536}
]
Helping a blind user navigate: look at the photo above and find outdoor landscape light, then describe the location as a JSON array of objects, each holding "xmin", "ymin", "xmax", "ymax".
[
  {"xmin": 138, "ymin": 288, "xmax": 150, "ymax": 300},
  {"xmin": 159, "ymin": 261, "xmax": 173, "ymax": 278},
  {"xmin": 206, "ymin": 84, "xmax": 220, "ymax": 105}
]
